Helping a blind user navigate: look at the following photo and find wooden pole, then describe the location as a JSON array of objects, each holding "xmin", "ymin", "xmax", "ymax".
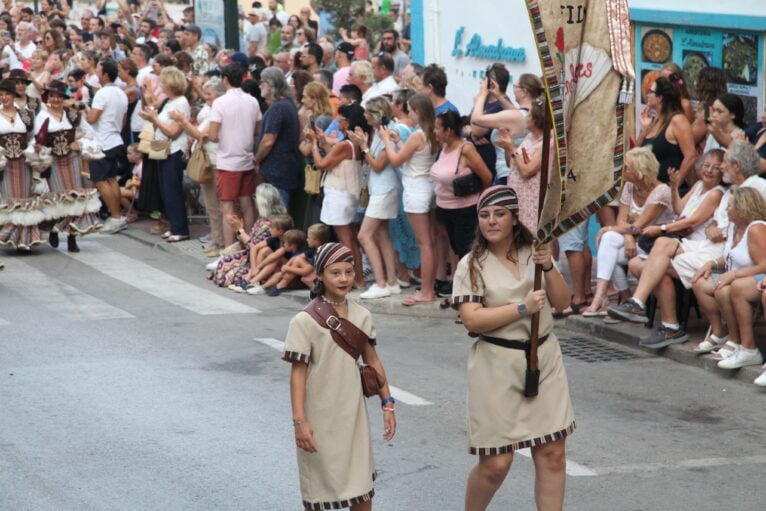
[{"xmin": 524, "ymin": 96, "xmax": 553, "ymax": 398}]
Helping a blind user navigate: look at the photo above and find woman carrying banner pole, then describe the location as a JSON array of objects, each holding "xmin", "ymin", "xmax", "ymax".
[{"xmin": 452, "ymin": 182, "xmax": 575, "ymax": 510}]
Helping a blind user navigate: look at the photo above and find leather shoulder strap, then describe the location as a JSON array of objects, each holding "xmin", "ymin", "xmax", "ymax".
[{"xmin": 304, "ymin": 298, "xmax": 370, "ymax": 360}]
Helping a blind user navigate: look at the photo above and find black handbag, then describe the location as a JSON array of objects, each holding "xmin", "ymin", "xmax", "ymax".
[{"xmin": 452, "ymin": 143, "xmax": 484, "ymax": 197}]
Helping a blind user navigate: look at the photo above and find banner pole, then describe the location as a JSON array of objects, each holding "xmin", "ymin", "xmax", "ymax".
[{"xmin": 524, "ymin": 96, "xmax": 552, "ymax": 398}]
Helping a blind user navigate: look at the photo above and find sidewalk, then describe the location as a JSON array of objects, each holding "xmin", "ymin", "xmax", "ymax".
[
  {"xmin": 566, "ymin": 314, "xmax": 765, "ymax": 386},
  {"xmin": 120, "ymin": 220, "xmax": 766, "ymax": 386},
  {"xmin": 119, "ymin": 219, "xmax": 455, "ymax": 319}
]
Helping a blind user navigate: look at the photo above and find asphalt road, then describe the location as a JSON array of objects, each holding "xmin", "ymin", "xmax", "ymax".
[{"xmin": 1, "ymin": 233, "xmax": 765, "ymax": 510}]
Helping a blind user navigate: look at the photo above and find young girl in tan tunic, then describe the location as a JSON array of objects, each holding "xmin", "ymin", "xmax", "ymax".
[
  {"xmin": 452, "ymin": 186, "xmax": 575, "ymax": 511},
  {"xmin": 283, "ymin": 242, "xmax": 397, "ymax": 510}
]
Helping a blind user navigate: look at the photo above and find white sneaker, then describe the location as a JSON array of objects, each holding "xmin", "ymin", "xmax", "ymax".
[
  {"xmin": 101, "ymin": 217, "xmax": 126, "ymax": 234},
  {"xmin": 206, "ymin": 257, "xmax": 222, "ymax": 271},
  {"xmin": 754, "ymin": 366, "xmax": 766, "ymax": 386},
  {"xmin": 246, "ymin": 284, "xmax": 264, "ymax": 295},
  {"xmin": 360, "ymin": 284, "xmax": 391, "ymax": 299},
  {"xmin": 387, "ymin": 284, "xmax": 402, "ymax": 295},
  {"xmin": 228, "ymin": 284, "xmax": 246, "ymax": 293},
  {"xmin": 718, "ymin": 347, "xmax": 763, "ymax": 369}
]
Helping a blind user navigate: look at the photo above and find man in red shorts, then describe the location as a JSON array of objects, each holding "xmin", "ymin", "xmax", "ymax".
[{"xmin": 208, "ymin": 63, "xmax": 263, "ymax": 246}]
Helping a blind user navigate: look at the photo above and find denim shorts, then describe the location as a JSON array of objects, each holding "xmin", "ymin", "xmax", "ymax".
[{"xmin": 558, "ymin": 218, "xmax": 589, "ymax": 252}]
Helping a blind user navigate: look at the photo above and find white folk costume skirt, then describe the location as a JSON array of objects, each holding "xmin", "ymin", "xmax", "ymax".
[
  {"xmin": 0, "ymin": 158, "xmax": 45, "ymax": 249},
  {"xmin": 44, "ymin": 154, "xmax": 102, "ymax": 235},
  {"xmin": 282, "ymin": 302, "xmax": 377, "ymax": 509}
]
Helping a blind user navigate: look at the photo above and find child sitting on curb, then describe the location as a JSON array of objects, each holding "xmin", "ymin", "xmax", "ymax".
[
  {"xmin": 246, "ymin": 229, "xmax": 308, "ymax": 295},
  {"xmin": 262, "ymin": 223, "xmax": 331, "ymax": 296},
  {"xmin": 228, "ymin": 214, "xmax": 294, "ymax": 293}
]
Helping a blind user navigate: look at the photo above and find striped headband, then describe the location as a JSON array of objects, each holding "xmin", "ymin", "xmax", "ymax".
[
  {"xmin": 477, "ymin": 185, "xmax": 519, "ymax": 213},
  {"xmin": 314, "ymin": 242, "xmax": 354, "ymax": 274}
]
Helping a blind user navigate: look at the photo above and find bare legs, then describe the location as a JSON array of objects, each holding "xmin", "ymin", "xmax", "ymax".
[
  {"xmin": 465, "ymin": 453, "xmax": 513, "ymax": 511},
  {"xmin": 693, "ymin": 277, "xmax": 732, "ymax": 340},
  {"xmin": 406, "ymin": 212, "xmax": 436, "ymax": 302},
  {"xmin": 632, "ymin": 238, "xmax": 682, "ymax": 304},
  {"xmin": 730, "ymin": 277, "xmax": 762, "ymax": 349},
  {"xmin": 94, "ymin": 178, "xmax": 121, "ymax": 219},
  {"xmin": 465, "ymin": 439, "xmax": 567, "ymax": 511},
  {"xmin": 566, "ymin": 247, "xmax": 592, "ymax": 305},
  {"xmin": 358, "ymin": 216, "xmax": 397, "ymax": 288}
]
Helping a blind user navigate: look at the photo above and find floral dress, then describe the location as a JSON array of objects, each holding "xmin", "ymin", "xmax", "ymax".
[{"xmin": 211, "ymin": 217, "xmax": 271, "ymax": 287}]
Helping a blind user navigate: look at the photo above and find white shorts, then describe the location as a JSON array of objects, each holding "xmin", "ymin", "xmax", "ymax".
[
  {"xmin": 672, "ymin": 238, "xmax": 724, "ymax": 289},
  {"xmin": 402, "ymin": 175, "xmax": 434, "ymax": 214},
  {"xmin": 365, "ymin": 188, "xmax": 400, "ymax": 220},
  {"xmin": 320, "ymin": 187, "xmax": 359, "ymax": 226}
]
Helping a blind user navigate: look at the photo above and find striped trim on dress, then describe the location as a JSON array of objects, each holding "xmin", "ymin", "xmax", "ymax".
[
  {"xmin": 282, "ymin": 351, "xmax": 310, "ymax": 364},
  {"xmin": 469, "ymin": 421, "xmax": 576, "ymax": 456},
  {"xmin": 302, "ymin": 488, "xmax": 375, "ymax": 510},
  {"xmin": 451, "ymin": 295, "xmax": 484, "ymax": 310}
]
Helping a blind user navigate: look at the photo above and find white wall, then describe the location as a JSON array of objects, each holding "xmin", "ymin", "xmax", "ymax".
[{"xmin": 421, "ymin": 0, "xmax": 542, "ymax": 114}]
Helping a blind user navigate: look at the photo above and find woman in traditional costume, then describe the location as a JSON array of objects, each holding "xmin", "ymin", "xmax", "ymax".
[
  {"xmin": 452, "ymin": 185, "xmax": 575, "ymax": 511},
  {"xmin": 0, "ymin": 78, "xmax": 43, "ymax": 251},
  {"xmin": 34, "ymin": 80, "xmax": 101, "ymax": 252}
]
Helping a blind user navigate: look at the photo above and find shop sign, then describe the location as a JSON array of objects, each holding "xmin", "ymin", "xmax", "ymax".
[{"xmin": 451, "ymin": 26, "xmax": 526, "ymax": 63}]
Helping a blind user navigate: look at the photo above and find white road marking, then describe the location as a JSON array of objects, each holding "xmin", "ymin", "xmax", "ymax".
[
  {"xmin": 0, "ymin": 259, "xmax": 134, "ymax": 320},
  {"xmin": 66, "ymin": 245, "xmax": 258, "ymax": 315},
  {"xmin": 591, "ymin": 454, "xmax": 766, "ymax": 475},
  {"xmin": 516, "ymin": 448, "xmax": 598, "ymax": 477},
  {"xmin": 254, "ymin": 337, "xmax": 433, "ymax": 406}
]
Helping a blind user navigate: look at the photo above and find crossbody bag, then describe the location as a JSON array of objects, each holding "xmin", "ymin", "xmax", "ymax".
[{"xmin": 304, "ymin": 298, "xmax": 385, "ymax": 398}]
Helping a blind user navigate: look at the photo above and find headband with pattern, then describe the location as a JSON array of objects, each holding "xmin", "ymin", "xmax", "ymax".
[
  {"xmin": 476, "ymin": 185, "xmax": 519, "ymax": 213},
  {"xmin": 314, "ymin": 242, "xmax": 354, "ymax": 274}
]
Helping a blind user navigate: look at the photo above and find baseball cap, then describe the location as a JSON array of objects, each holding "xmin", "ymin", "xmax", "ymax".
[
  {"xmin": 228, "ymin": 51, "xmax": 249, "ymax": 70},
  {"xmin": 337, "ymin": 41, "xmax": 355, "ymax": 59}
]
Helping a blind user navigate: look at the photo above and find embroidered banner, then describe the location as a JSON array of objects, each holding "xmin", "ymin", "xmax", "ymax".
[{"xmin": 525, "ymin": 0, "xmax": 633, "ymax": 241}]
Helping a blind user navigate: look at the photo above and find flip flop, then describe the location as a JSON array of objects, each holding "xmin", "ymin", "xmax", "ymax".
[{"xmin": 402, "ymin": 294, "xmax": 436, "ymax": 306}]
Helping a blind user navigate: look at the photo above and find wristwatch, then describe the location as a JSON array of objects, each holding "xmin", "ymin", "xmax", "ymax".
[
  {"xmin": 661, "ymin": 224, "xmax": 667, "ymax": 234},
  {"xmin": 517, "ymin": 303, "xmax": 528, "ymax": 317}
]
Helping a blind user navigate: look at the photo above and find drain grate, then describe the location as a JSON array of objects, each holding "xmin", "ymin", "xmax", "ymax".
[{"xmin": 557, "ymin": 335, "xmax": 643, "ymax": 363}]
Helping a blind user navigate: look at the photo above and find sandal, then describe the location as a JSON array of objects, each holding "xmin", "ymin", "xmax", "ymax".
[
  {"xmin": 402, "ymin": 293, "xmax": 435, "ymax": 306},
  {"xmin": 582, "ymin": 296, "xmax": 609, "ymax": 317},
  {"xmin": 694, "ymin": 333, "xmax": 728, "ymax": 353},
  {"xmin": 150, "ymin": 222, "xmax": 170, "ymax": 235},
  {"xmin": 553, "ymin": 301, "xmax": 588, "ymax": 319}
]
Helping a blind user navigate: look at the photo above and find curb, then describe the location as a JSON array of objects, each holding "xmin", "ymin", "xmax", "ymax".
[
  {"xmin": 120, "ymin": 226, "xmax": 456, "ymax": 319},
  {"xmin": 280, "ymin": 289, "xmax": 456, "ymax": 319},
  {"xmin": 565, "ymin": 315, "xmax": 764, "ymax": 386}
]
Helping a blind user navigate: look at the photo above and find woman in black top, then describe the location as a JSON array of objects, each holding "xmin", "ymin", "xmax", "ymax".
[{"xmin": 637, "ymin": 77, "xmax": 696, "ymax": 191}]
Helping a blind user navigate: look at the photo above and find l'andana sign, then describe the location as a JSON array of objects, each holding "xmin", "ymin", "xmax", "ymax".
[{"xmin": 451, "ymin": 26, "xmax": 527, "ymax": 63}]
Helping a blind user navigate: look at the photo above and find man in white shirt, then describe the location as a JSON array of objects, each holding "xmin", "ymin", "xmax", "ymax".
[
  {"xmin": 13, "ymin": 22, "xmax": 36, "ymax": 61},
  {"xmin": 244, "ymin": 9, "xmax": 268, "ymax": 57},
  {"xmin": 129, "ymin": 44, "xmax": 154, "ymax": 138},
  {"xmin": 85, "ymin": 59, "xmax": 128, "ymax": 233},
  {"xmin": 363, "ymin": 52, "xmax": 398, "ymax": 105}
]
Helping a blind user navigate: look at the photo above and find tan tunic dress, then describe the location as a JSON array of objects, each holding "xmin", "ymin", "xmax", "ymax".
[
  {"xmin": 282, "ymin": 301, "xmax": 377, "ymax": 510},
  {"xmin": 452, "ymin": 246, "xmax": 575, "ymax": 455}
]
